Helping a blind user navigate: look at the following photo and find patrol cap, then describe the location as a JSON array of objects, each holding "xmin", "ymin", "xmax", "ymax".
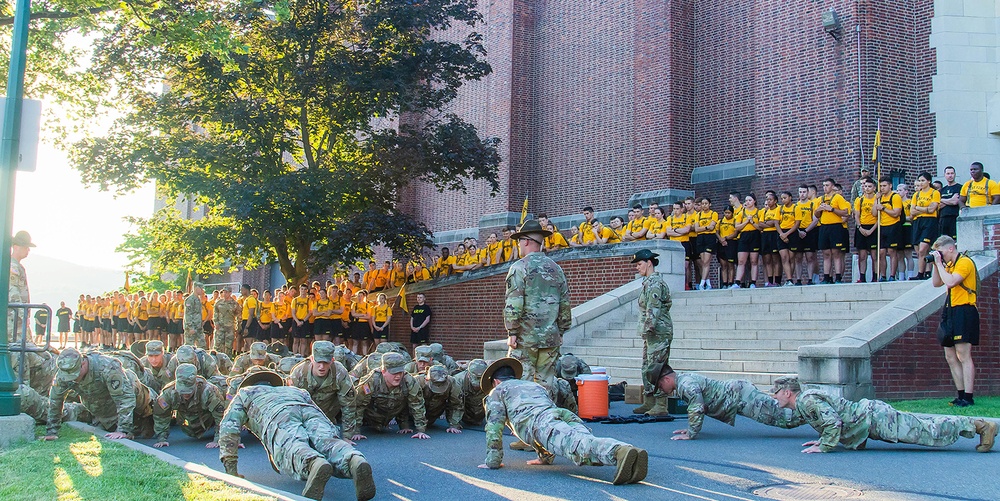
[
  {"xmin": 631, "ymin": 249, "xmax": 660, "ymax": 263},
  {"xmin": 414, "ymin": 345, "xmax": 433, "ymax": 363},
  {"xmin": 175, "ymin": 363, "xmax": 198, "ymax": 395},
  {"xmin": 250, "ymin": 342, "xmax": 268, "ymax": 360},
  {"xmin": 175, "ymin": 345, "xmax": 197, "ymax": 365},
  {"xmin": 481, "ymin": 357, "xmax": 523, "ymax": 389},
  {"xmin": 466, "ymin": 359, "xmax": 488, "ymax": 379},
  {"xmin": 145, "ymin": 340, "xmax": 164, "ymax": 356},
  {"xmin": 770, "ymin": 375, "xmax": 801, "ymax": 394},
  {"xmin": 375, "ymin": 343, "xmax": 393, "ymax": 354},
  {"xmin": 55, "ymin": 348, "xmax": 84, "ymax": 382},
  {"xmin": 12, "ymin": 230, "xmax": 36, "ymax": 247},
  {"xmin": 312, "ymin": 341, "xmax": 335, "ymax": 363},
  {"xmin": 191, "ymin": 281, "xmax": 205, "ymax": 289},
  {"xmin": 559, "ymin": 354, "xmax": 581, "ymax": 378},
  {"xmin": 278, "ymin": 355, "xmax": 304, "ymax": 373},
  {"xmin": 426, "ymin": 364, "xmax": 450, "ymax": 393},
  {"xmin": 381, "ymin": 352, "xmax": 406, "ymax": 374},
  {"xmin": 510, "ymin": 219, "xmax": 552, "ymax": 241},
  {"xmin": 428, "ymin": 343, "xmax": 444, "ymax": 356},
  {"xmin": 238, "ymin": 369, "xmax": 285, "ymax": 390},
  {"xmin": 643, "ymin": 361, "xmax": 674, "ymax": 387}
]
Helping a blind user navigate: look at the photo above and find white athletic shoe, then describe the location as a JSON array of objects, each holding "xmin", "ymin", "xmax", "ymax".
[
  {"xmin": 783, "ymin": 281, "xmax": 794, "ymax": 287},
  {"xmin": 749, "ymin": 283, "xmax": 757, "ymax": 289},
  {"xmin": 729, "ymin": 283, "xmax": 741, "ymax": 290}
]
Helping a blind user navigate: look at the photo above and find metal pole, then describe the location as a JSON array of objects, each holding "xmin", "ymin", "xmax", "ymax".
[{"xmin": 0, "ymin": 0, "xmax": 33, "ymax": 416}]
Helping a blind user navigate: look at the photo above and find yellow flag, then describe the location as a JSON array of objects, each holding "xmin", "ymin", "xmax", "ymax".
[
  {"xmin": 124, "ymin": 272, "xmax": 131, "ymax": 293},
  {"xmin": 397, "ymin": 284, "xmax": 409, "ymax": 313},
  {"xmin": 520, "ymin": 195, "xmax": 529, "ymax": 224}
]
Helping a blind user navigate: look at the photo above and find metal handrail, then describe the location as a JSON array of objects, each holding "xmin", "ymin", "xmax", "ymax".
[{"xmin": 7, "ymin": 302, "xmax": 53, "ymax": 385}]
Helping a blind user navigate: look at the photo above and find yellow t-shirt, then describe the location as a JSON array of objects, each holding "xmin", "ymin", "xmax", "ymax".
[
  {"xmin": 666, "ymin": 215, "xmax": 689, "ymax": 242},
  {"xmin": 371, "ymin": 304, "xmax": 391, "ymax": 323},
  {"xmin": 596, "ymin": 226, "xmax": 621, "ymax": 243},
  {"xmin": 351, "ymin": 301, "xmax": 370, "ymax": 322},
  {"xmin": 314, "ymin": 298, "xmax": 334, "ymax": 320},
  {"xmin": 759, "ymin": 206, "xmax": 780, "ymax": 232},
  {"xmin": 796, "ymin": 200, "xmax": 816, "ymax": 229},
  {"xmin": 878, "ymin": 192, "xmax": 902, "ymax": 226},
  {"xmin": 486, "ymin": 242, "xmax": 503, "ymax": 264},
  {"xmin": 578, "ymin": 222, "xmax": 596, "ymax": 244},
  {"xmin": 816, "ymin": 194, "xmax": 850, "ymax": 225},
  {"xmin": 258, "ymin": 301, "xmax": 274, "ymax": 323},
  {"xmin": 436, "ymin": 256, "xmax": 456, "ymax": 276},
  {"xmin": 854, "ymin": 195, "xmax": 878, "ymax": 226},
  {"xmin": 242, "ymin": 296, "xmax": 258, "ymax": 321},
  {"xmin": 718, "ymin": 216, "xmax": 736, "ymax": 240},
  {"xmin": 274, "ymin": 300, "xmax": 289, "ymax": 321},
  {"xmin": 340, "ymin": 296, "xmax": 352, "ymax": 322},
  {"xmin": 412, "ymin": 269, "xmax": 430, "ymax": 282},
  {"xmin": 545, "ymin": 232, "xmax": 569, "ymax": 250},
  {"xmin": 947, "ymin": 256, "xmax": 977, "ymax": 307},
  {"xmin": 960, "ymin": 178, "xmax": 1000, "ymax": 208},
  {"xmin": 778, "ymin": 204, "xmax": 798, "ymax": 230},
  {"xmin": 696, "ymin": 211, "xmax": 719, "ymax": 235},
  {"xmin": 739, "ymin": 208, "xmax": 759, "ymax": 234},
  {"xmin": 500, "ymin": 239, "xmax": 516, "ymax": 261},
  {"xmin": 911, "ymin": 188, "xmax": 940, "ymax": 219},
  {"xmin": 625, "ymin": 218, "xmax": 647, "ymax": 240},
  {"xmin": 292, "ymin": 297, "xmax": 310, "ymax": 321},
  {"xmin": 390, "ymin": 269, "xmax": 407, "ymax": 288},
  {"xmin": 307, "ymin": 298, "xmax": 318, "ymax": 323},
  {"xmin": 136, "ymin": 304, "xmax": 149, "ymax": 321}
]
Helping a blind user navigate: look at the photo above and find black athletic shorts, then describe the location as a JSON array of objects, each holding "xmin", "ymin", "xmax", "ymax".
[
  {"xmin": 760, "ymin": 231, "xmax": 779, "ymax": 254},
  {"xmin": 899, "ymin": 222, "xmax": 913, "ymax": 249},
  {"xmin": 203, "ymin": 320, "xmax": 214, "ymax": 335},
  {"xmin": 799, "ymin": 228, "xmax": 818, "ymax": 252},
  {"xmin": 879, "ymin": 222, "xmax": 900, "ymax": 249},
  {"xmin": 720, "ymin": 239, "xmax": 738, "ymax": 263},
  {"xmin": 255, "ymin": 322, "xmax": 272, "ymax": 341},
  {"xmin": 776, "ymin": 230, "xmax": 797, "ymax": 251},
  {"xmin": 854, "ymin": 225, "xmax": 877, "ymax": 250},
  {"xmin": 102, "ymin": 318, "xmax": 112, "ymax": 332},
  {"xmin": 681, "ymin": 240, "xmax": 695, "ymax": 261},
  {"xmin": 695, "ymin": 234, "xmax": 716, "ymax": 255},
  {"xmin": 737, "ymin": 231, "xmax": 761, "ymax": 253},
  {"xmin": 938, "ymin": 304, "xmax": 980, "ymax": 347},
  {"xmin": 939, "ymin": 215, "xmax": 957, "ymax": 240},
  {"xmin": 373, "ymin": 321, "xmax": 389, "ymax": 339},
  {"xmin": 292, "ymin": 321, "xmax": 312, "ymax": 339},
  {"xmin": 313, "ymin": 318, "xmax": 333, "ymax": 336},
  {"xmin": 350, "ymin": 320, "xmax": 371, "ymax": 341},
  {"xmin": 912, "ymin": 217, "xmax": 939, "ymax": 246},
  {"xmin": 818, "ymin": 225, "xmax": 847, "ymax": 251}
]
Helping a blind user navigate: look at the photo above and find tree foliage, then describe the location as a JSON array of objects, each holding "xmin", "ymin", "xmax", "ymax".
[{"xmin": 68, "ymin": 0, "xmax": 501, "ymax": 285}]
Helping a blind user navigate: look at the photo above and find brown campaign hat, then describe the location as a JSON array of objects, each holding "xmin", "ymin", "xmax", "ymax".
[
  {"xmin": 11, "ymin": 230, "xmax": 35, "ymax": 247},
  {"xmin": 238, "ymin": 369, "xmax": 285, "ymax": 390},
  {"xmin": 643, "ymin": 361, "xmax": 674, "ymax": 386},
  {"xmin": 510, "ymin": 219, "xmax": 552, "ymax": 241},
  {"xmin": 130, "ymin": 340, "xmax": 149, "ymax": 359},
  {"xmin": 480, "ymin": 357, "xmax": 523, "ymax": 389}
]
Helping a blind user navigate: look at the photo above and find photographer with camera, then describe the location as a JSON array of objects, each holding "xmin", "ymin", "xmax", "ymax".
[{"xmin": 929, "ymin": 235, "xmax": 980, "ymax": 407}]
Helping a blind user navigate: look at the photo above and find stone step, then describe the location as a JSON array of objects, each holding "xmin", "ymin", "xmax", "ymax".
[
  {"xmin": 672, "ymin": 329, "xmax": 843, "ymax": 341},
  {"xmin": 671, "ymin": 319, "xmax": 864, "ymax": 332},
  {"xmin": 670, "ymin": 359, "xmax": 799, "ymax": 373},
  {"xmin": 718, "ymin": 349, "xmax": 798, "ymax": 362}
]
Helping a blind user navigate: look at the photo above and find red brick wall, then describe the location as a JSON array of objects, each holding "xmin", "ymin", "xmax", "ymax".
[{"xmin": 384, "ymin": 255, "xmax": 639, "ymax": 360}]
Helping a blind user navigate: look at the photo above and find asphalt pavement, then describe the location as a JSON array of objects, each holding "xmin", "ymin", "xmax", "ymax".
[{"xmin": 138, "ymin": 400, "xmax": 997, "ymax": 501}]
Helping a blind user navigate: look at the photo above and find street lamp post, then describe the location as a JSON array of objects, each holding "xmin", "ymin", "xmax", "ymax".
[{"xmin": 0, "ymin": 0, "xmax": 33, "ymax": 416}]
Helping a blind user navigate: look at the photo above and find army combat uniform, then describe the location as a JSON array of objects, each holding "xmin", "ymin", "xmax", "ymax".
[
  {"xmin": 152, "ymin": 364, "xmax": 227, "ymax": 443},
  {"xmin": 347, "ymin": 355, "xmax": 427, "ymax": 437},
  {"xmin": 417, "ymin": 365, "xmax": 463, "ymax": 429},
  {"xmin": 183, "ymin": 293, "xmax": 205, "ymax": 348},
  {"xmin": 19, "ymin": 383, "xmax": 92, "ymax": 425},
  {"xmin": 47, "ymin": 349, "xmax": 155, "ymax": 438},
  {"xmin": 503, "ymin": 251, "xmax": 572, "ymax": 391},
  {"xmin": 140, "ymin": 340, "xmax": 173, "ymax": 393},
  {"xmin": 636, "ymin": 270, "xmax": 673, "ymax": 414},
  {"xmin": 219, "ymin": 385, "xmax": 374, "ymax": 500},
  {"xmin": 8, "ymin": 250, "xmax": 30, "ymax": 342},
  {"xmin": 230, "ymin": 342, "xmax": 282, "ymax": 375},
  {"xmin": 453, "ymin": 359, "xmax": 489, "ymax": 427},
  {"xmin": 11, "ymin": 344, "xmax": 57, "ymax": 395},
  {"xmin": 212, "ymin": 296, "xmax": 239, "ymax": 356},
  {"xmin": 427, "ymin": 343, "xmax": 460, "ymax": 375},
  {"xmin": 676, "ymin": 373, "xmax": 803, "ymax": 438},
  {"xmin": 287, "ymin": 342, "xmax": 357, "ymax": 428}
]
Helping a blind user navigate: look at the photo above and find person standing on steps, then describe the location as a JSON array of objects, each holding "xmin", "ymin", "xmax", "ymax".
[{"xmin": 630, "ymin": 249, "xmax": 673, "ymax": 416}]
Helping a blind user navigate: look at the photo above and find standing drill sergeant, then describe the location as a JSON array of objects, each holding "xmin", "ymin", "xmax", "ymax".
[
  {"xmin": 772, "ymin": 376, "xmax": 998, "ymax": 453},
  {"xmin": 218, "ymin": 373, "xmax": 376, "ymax": 501},
  {"xmin": 183, "ymin": 283, "xmax": 206, "ymax": 348},
  {"xmin": 230, "ymin": 341, "xmax": 281, "ymax": 375},
  {"xmin": 417, "ymin": 364, "xmax": 463, "ymax": 433},
  {"xmin": 631, "ymin": 249, "xmax": 674, "ymax": 416},
  {"xmin": 347, "ymin": 352, "xmax": 430, "ymax": 441},
  {"xmin": 453, "ymin": 358, "xmax": 489, "ymax": 428},
  {"xmin": 212, "ymin": 288, "xmax": 240, "ymax": 356},
  {"xmin": 478, "ymin": 358, "xmax": 647, "ymax": 485},
  {"xmin": 152, "ymin": 363, "xmax": 228, "ymax": 448},
  {"xmin": 503, "ymin": 220, "xmax": 572, "ymax": 391},
  {"xmin": 7, "ymin": 230, "xmax": 34, "ymax": 342},
  {"xmin": 19, "ymin": 383, "xmax": 92, "ymax": 425},
  {"xmin": 288, "ymin": 340, "xmax": 357, "ymax": 428},
  {"xmin": 43, "ymin": 348, "xmax": 155, "ymax": 440},
  {"xmin": 137, "ymin": 340, "xmax": 172, "ymax": 393},
  {"xmin": 648, "ymin": 363, "xmax": 803, "ymax": 440}
]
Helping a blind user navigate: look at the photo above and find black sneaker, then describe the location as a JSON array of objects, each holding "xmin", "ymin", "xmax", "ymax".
[
  {"xmin": 950, "ymin": 397, "xmax": 964, "ymax": 406},
  {"xmin": 953, "ymin": 399, "xmax": 972, "ymax": 408}
]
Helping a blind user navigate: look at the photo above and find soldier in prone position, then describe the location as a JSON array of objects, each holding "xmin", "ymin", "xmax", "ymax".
[
  {"xmin": 152, "ymin": 363, "xmax": 228, "ymax": 448},
  {"xmin": 346, "ymin": 352, "xmax": 429, "ymax": 441}
]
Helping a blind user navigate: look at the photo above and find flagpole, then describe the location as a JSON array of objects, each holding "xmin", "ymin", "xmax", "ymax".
[{"xmin": 873, "ymin": 119, "xmax": 882, "ymax": 279}]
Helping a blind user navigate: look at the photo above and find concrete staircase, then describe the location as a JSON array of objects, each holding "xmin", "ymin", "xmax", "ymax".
[{"xmin": 562, "ymin": 281, "xmax": 920, "ymax": 389}]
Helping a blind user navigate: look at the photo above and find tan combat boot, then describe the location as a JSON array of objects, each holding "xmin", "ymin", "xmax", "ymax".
[
  {"xmin": 630, "ymin": 448, "xmax": 648, "ymax": 484},
  {"xmin": 349, "ymin": 455, "xmax": 377, "ymax": 501},
  {"xmin": 644, "ymin": 396, "xmax": 669, "ymax": 416},
  {"xmin": 974, "ymin": 419, "xmax": 997, "ymax": 452},
  {"xmin": 612, "ymin": 446, "xmax": 638, "ymax": 485},
  {"xmin": 302, "ymin": 457, "xmax": 333, "ymax": 500},
  {"xmin": 632, "ymin": 395, "xmax": 653, "ymax": 414},
  {"xmin": 509, "ymin": 439, "xmax": 533, "ymax": 451}
]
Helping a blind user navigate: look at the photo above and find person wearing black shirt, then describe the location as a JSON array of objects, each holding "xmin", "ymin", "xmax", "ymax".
[
  {"xmin": 55, "ymin": 302, "xmax": 72, "ymax": 349},
  {"xmin": 409, "ymin": 294, "xmax": 432, "ymax": 345},
  {"xmin": 938, "ymin": 165, "xmax": 962, "ymax": 239},
  {"xmin": 33, "ymin": 308, "xmax": 49, "ymax": 345}
]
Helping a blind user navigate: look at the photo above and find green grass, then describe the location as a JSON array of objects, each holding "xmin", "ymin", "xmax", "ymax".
[
  {"xmin": 889, "ymin": 396, "xmax": 1000, "ymax": 418},
  {"xmin": 0, "ymin": 426, "xmax": 275, "ymax": 501}
]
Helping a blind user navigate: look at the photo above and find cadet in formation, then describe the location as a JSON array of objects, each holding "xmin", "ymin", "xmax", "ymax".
[
  {"xmin": 479, "ymin": 358, "xmax": 648, "ymax": 485},
  {"xmin": 347, "ymin": 352, "xmax": 429, "ymax": 441},
  {"xmin": 648, "ymin": 363, "xmax": 803, "ymax": 440},
  {"xmin": 44, "ymin": 347, "xmax": 155, "ymax": 440},
  {"xmin": 152, "ymin": 363, "xmax": 228, "ymax": 448},
  {"xmin": 453, "ymin": 358, "xmax": 489, "ymax": 428},
  {"xmin": 184, "ymin": 283, "xmax": 206, "ymax": 348},
  {"xmin": 771, "ymin": 376, "xmax": 998, "ymax": 453},
  {"xmin": 417, "ymin": 364, "xmax": 463, "ymax": 433},
  {"xmin": 631, "ymin": 249, "xmax": 674, "ymax": 416},
  {"xmin": 230, "ymin": 341, "xmax": 282, "ymax": 375},
  {"xmin": 287, "ymin": 340, "xmax": 357, "ymax": 427},
  {"xmin": 503, "ymin": 220, "xmax": 572, "ymax": 392},
  {"xmin": 136, "ymin": 340, "xmax": 172, "ymax": 393},
  {"xmin": 212, "ymin": 288, "xmax": 240, "ymax": 356},
  {"xmin": 218, "ymin": 371, "xmax": 376, "ymax": 501}
]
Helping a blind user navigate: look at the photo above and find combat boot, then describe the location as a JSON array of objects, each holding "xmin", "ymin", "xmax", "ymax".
[
  {"xmin": 632, "ymin": 396, "xmax": 653, "ymax": 415},
  {"xmin": 612, "ymin": 446, "xmax": 638, "ymax": 485},
  {"xmin": 302, "ymin": 457, "xmax": 333, "ymax": 500},
  {"xmin": 349, "ymin": 455, "xmax": 377, "ymax": 501},
  {"xmin": 509, "ymin": 439, "xmax": 533, "ymax": 451},
  {"xmin": 974, "ymin": 419, "xmax": 997, "ymax": 452},
  {"xmin": 630, "ymin": 448, "xmax": 648, "ymax": 484},
  {"xmin": 644, "ymin": 396, "xmax": 669, "ymax": 416}
]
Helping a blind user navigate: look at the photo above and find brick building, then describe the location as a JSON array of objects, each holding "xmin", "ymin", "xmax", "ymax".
[{"xmin": 401, "ymin": 0, "xmax": 1000, "ymax": 245}]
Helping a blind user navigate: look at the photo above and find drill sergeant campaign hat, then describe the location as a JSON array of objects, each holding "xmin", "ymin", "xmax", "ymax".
[
  {"xmin": 238, "ymin": 369, "xmax": 285, "ymax": 390},
  {"xmin": 311, "ymin": 341, "xmax": 335, "ymax": 363},
  {"xmin": 426, "ymin": 364, "xmax": 450, "ymax": 393},
  {"xmin": 11, "ymin": 230, "xmax": 36, "ymax": 247},
  {"xmin": 267, "ymin": 341, "xmax": 290, "ymax": 357},
  {"xmin": 250, "ymin": 342, "xmax": 268, "ymax": 360},
  {"xmin": 481, "ymin": 357, "xmax": 523, "ymax": 390},
  {"xmin": 174, "ymin": 363, "xmax": 198, "ymax": 395},
  {"xmin": 130, "ymin": 340, "xmax": 149, "ymax": 359},
  {"xmin": 381, "ymin": 352, "xmax": 407, "ymax": 374},
  {"xmin": 510, "ymin": 219, "xmax": 552, "ymax": 241},
  {"xmin": 630, "ymin": 249, "xmax": 660, "ymax": 263},
  {"xmin": 642, "ymin": 361, "xmax": 674, "ymax": 388},
  {"xmin": 55, "ymin": 348, "xmax": 84, "ymax": 383}
]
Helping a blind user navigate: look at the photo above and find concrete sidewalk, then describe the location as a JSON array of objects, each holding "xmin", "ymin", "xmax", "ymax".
[{"xmin": 138, "ymin": 400, "xmax": 995, "ymax": 500}]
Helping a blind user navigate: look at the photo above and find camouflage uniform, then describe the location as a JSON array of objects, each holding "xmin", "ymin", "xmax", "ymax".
[
  {"xmin": 556, "ymin": 353, "xmax": 591, "ymax": 400},
  {"xmin": 10, "ymin": 344, "xmax": 56, "ymax": 395},
  {"xmin": 183, "ymin": 293, "xmax": 205, "ymax": 348},
  {"xmin": 8, "ymin": 252, "xmax": 29, "ymax": 342},
  {"xmin": 278, "ymin": 355, "xmax": 305, "ymax": 374},
  {"xmin": 218, "ymin": 385, "xmax": 369, "ymax": 493},
  {"xmin": 139, "ymin": 340, "xmax": 172, "ymax": 393},
  {"xmin": 796, "ymin": 389, "xmax": 978, "ymax": 452},
  {"xmin": 152, "ymin": 364, "xmax": 227, "ymax": 443},
  {"xmin": 288, "ymin": 342, "xmax": 357, "ymax": 428},
  {"xmin": 347, "ymin": 353, "xmax": 427, "ymax": 437},
  {"xmin": 403, "ymin": 345, "xmax": 433, "ymax": 375},
  {"xmin": 675, "ymin": 373, "xmax": 803, "ymax": 438},
  {"xmin": 107, "ymin": 349, "xmax": 159, "ymax": 395},
  {"xmin": 484, "ymin": 379, "xmax": 629, "ymax": 468},
  {"xmin": 428, "ymin": 343, "xmax": 460, "ymax": 374},
  {"xmin": 350, "ymin": 343, "xmax": 404, "ymax": 379},
  {"xmin": 417, "ymin": 365, "xmax": 463, "ymax": 429},
  {"xmin": 47, "ymin": 349, "xmax": 155, "ymax": 438},
  {"xmin": 19, "ymin": 383, "xmax": 92, "ymax": 425},
  {"xmin": 503, "ymin": 252, "xmax": 572, "ymax": 391},
  {"xmin": 552, "ymin": 377, "xmax": 579, "ymax": 415},
  {"xmin": 212, "ymin": 296, "xmax": 239, "ymax": 355},
  {"xmin": 213, "ymin": 351, "xmax": 234, "ymax": 375},
  {"xmin": 231, "ymin": 342, "xmax": 282, "ymax": 375},
  {"xmin": 637, "ymin": 272, "xmax": 672, "ymax": 397},
  {"xmin": 334, "ymin": 344, "xmax": 362, "ymax": 372},
  {"xmin": 168, "ymin": 345, "xmax": 227, "ymax": 392},
  {"xmin": 453, "ymin": 359, "xmax": 489, "ymax": 427}
]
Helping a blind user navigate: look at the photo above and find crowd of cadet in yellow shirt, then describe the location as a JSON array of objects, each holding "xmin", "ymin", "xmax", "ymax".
[{"xmin": 70, "ymin": 289, "xmax": 214, "ymax": 351}]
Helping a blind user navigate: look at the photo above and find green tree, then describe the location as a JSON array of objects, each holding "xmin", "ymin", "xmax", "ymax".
[{"xmin": 71, "ymin": 0, "xmax": 501, "ymax": 285}]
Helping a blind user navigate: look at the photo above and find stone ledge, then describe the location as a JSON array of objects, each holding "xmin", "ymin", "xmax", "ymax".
[{"xmin": 0, "ymin": 413, "xmax": 34, "ymax": 448}]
